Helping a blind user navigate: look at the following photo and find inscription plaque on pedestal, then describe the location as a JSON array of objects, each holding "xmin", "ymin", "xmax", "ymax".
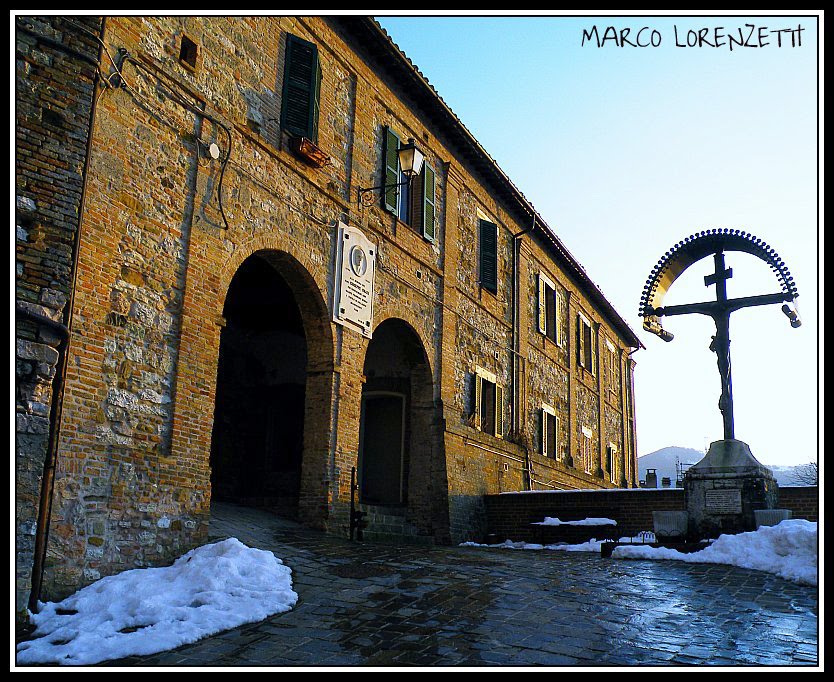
[
  {"xmin": 333, "ymin": 222, "xmax": 376, "ymax": 338},
  {"xmin": 705, "ymin": 488, "xmax": 742, "ymax": 514}
]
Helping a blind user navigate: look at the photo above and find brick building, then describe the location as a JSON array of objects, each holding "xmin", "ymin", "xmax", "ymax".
[{"xmin": 14, "ymin": 16, "xmax": 642, "ymax": 616}]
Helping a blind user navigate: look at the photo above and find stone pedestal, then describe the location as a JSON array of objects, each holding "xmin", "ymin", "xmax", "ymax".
[{"xmin": 684, "ymin": 439, "xmax": 778, "ymax": 539}]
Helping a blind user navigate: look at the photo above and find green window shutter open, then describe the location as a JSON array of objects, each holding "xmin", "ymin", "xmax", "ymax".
[
  {"xmin": 382, "ymin": 127, "xmax": 401, "ymax": 214},
  {"xmin": 281, "ymin": 35, "xmax": 321, "ymax": 141},
  {"xmin": 545, "ymin": 285, "xmax": 556, "ymax": 342},
  {"xmin": 479, "ymin": 219, "xmax": 498, "ymax": 293},
  {"xmin": 556, "ymin": 293, "xmax": 563, "ymax": 345},
  {"xmin": 422, "ymin": 163, "xmax": 436, "ymax": 241},
  {"xmin": 473, "ymin": 373, "xmax": 483, "ymax": 430},
  {"xmin": 537, "ymin": 275, "xmax": 547, "ymax": 334},
  {"xmin": 495, "ymin": 384, "xmax": 504, "ymax": 438}
]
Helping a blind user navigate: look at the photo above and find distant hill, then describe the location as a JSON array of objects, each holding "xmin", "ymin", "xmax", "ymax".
[
  {"xmin": 637, "ymin": 446, "xmax": 806, "ymax": 487},
  {"xmin": 637, "ymin": 446, "xmax": 704, "ymax": 487}
]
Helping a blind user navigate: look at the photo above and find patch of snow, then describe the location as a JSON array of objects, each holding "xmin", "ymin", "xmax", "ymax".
[
  {"xmin": 16, "ymin": 538, "xmax": 298, "ymax": 666},
  {"xmin": 532, "ymin": 517, "xmax": 617, "ymax": 526},
  {"xmin": 460, "ymin": 536, "xmax": 639, "ymax": 553},
  {"xmin": 612, "ymin": 519, "xmax": 818, "ymax": 586}
]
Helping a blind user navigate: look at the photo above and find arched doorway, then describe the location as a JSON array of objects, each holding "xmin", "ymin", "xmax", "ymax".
[
  {"xmin": 210, "ymin": 251, "xmax": 331, "ymax": 521},
  {"xmin": 358, "ymin": 318, "xmax": 445, "ymax": 540}
]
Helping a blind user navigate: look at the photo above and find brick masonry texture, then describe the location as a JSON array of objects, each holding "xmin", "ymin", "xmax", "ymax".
[
  {"xmin": 16, "ymin": 16, "xmax": 643, "ymax": 604},
  {"xmin": 14, "ymin": 16, "xmax": 102, "ymax": 618},
  {"xmin": 484, "ymin": 485, "xmax": 819, "ymax": 543}
]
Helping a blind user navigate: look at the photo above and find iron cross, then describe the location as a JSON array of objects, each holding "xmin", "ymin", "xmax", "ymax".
[{"xmin": 648, "ymin": 250, "xmax": 795, "ymax": 440}]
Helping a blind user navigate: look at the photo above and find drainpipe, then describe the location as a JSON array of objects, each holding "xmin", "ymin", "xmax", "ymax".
[
  {"xmin": 26, "ymin": 17, "xmax": 105, "ymax": 614},
  {"xmin": 511, "ymin": 214, "xmax": 536, "ymax": 490}
]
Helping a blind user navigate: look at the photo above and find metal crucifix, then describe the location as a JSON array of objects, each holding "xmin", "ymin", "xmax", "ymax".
[{"xmin": 639, "ymin": 230, "xmax": 800, "ymax": 440}]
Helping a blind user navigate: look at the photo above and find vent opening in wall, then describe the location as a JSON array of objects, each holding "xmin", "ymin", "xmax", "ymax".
[{"xmin": 179, "ymin": 35, "xmax": 198, "ymax": 70}]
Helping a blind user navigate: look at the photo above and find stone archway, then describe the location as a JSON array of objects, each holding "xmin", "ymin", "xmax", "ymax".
[
  {"xmin": 210, "ymin": 250, "xmax": 332, "ymax": 524},
  {"xmin": 358, "ymin": 318, "xmax": 447, "ymax": 541}
]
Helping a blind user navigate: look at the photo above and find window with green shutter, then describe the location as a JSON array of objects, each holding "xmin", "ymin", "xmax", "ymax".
[
  {"xmin": 381, "ymin": 127, "xmax": 436, "ymax": 240},
  {"xmin": 479, "ymin": 219, "xmax": 498, "ymax": 293},
  {"xmin": 281, "ymin": 34, "xmax": 322, "ymax": 143}
]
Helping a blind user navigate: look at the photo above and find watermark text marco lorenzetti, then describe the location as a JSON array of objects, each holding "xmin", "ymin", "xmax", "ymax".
[{"xmin": 581, "ymin": 23, "xmax": 805, "ymax": 50}]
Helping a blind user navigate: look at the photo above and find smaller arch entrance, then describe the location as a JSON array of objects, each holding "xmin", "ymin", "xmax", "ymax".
[{"xmin": 358, "ymin": 318, "xmax": 446, "ymax": 540}]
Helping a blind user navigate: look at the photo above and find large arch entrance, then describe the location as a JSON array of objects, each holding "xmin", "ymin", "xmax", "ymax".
[
  {"xmin": 210, "ymin": 251, "xmax": 332, "ymax": 521},
  {"xmin": 358, "ymin": 318, "xmax": 447, "ymax": 541}
]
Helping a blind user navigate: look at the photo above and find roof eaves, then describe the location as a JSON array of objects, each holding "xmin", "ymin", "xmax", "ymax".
[{"xmin": 331, "ymin": 16, "xmax": 643, "ymax": 350}]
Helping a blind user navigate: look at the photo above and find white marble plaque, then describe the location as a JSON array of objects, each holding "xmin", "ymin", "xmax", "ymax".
[
  {"xmin": 333, "ymin": 222, "xmax": 376, "ymax": 338},
  {"xmin": 705, "ymin": 488, "xmax": 742, "ymax": 514}
]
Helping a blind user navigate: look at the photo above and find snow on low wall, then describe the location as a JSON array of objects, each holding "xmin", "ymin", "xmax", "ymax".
[{"xmin": 484, "ymin": 486, "xmax": 818, "ymax": 543}]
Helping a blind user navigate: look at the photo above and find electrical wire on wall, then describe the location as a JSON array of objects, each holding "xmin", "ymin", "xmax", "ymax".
[{"xmin": 61, "ymin": 18, "xmax": 231, "ymax": 230}]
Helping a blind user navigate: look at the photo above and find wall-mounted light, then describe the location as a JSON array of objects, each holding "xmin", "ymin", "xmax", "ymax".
[{"xmin": 358, "ymin": 138, "xmax": 425, "ymax": 206}]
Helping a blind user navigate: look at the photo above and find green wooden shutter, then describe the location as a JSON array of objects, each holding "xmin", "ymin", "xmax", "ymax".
[
  {"xmin": 473, "ymin": 374, "xmax": 482, "ymax": 430},
  {"xmin": 422, "ymin": 163, "xmax": 436, "ymax": 241},
  {"xmin": 540, "ymin": 409, "xmax": 547, "ymax": 455},
  {"xmin": 545, "ymin": 285, "xmax": 556, "ymax": 342},
  {"xmin": 556, "ymin": 292, "xmax": 563, "ymax": 346},
  {"xmin": 537, "ymin": 275, "xmax": 547, "ymax": 334},
  {"xmin": 495, "ymin": 384, "xmax": 504, "ymax": 438},
  {"xmin": 552, "ymin": 415, "xmax": 560, "ymax": 460},
  {"xmin": 382, "ymin": 127, "xmax": 401, "ymax": 214},
  {"xmin": 281, "ymin": 35, "xmax": 321, "ymax": 141},
  {"xmin": 479, "ymin": 220, "xmax": 498, "ymax": 293},
  {"xmin": 584, "ymin": 322, "xmax": 597, "ymax": 374},
  {"xmin": 310, "ymin": 54, "xmax": 322, "ymax": 142}
]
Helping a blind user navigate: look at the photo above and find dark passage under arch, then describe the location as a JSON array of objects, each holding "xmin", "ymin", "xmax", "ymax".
[{"xmin": 210, "ymin": 254, "xmax": 307, "ymax": 517}]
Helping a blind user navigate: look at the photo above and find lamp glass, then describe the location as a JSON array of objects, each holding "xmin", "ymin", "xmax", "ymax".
[{"xmin": 398, "ymin": 141, "xmax": 425, "ymax": 178}]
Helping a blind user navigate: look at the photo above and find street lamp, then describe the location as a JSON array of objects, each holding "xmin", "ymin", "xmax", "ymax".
[{"xmin": 358, "ymin": 139, "xmax": 425, "ymax": 205}]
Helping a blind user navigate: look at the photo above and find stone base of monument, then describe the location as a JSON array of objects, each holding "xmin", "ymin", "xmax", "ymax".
[{"xmin": 684, "ymin": 438, "xmax": 778, "ymax": 540}]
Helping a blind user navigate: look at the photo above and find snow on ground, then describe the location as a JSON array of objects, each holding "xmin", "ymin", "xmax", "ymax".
[
  {"xmin": 613, "ymin": 519, "xmax": 818, "ymax": 586},
  {"xmin": 461, "ymin": 520, "xmax": 818, "ymax": 586},
  {"xmin": 532, "ymin": 517, "xmax": 617, "ymax": 526},
  {"xmin": 16, "ymin": 538, "xmax": 298, "ymax": 666}
]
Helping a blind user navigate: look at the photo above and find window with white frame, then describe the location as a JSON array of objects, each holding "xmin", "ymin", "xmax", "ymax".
[
  {"xmin": 537, "ymin": 273, "xmax": 562, "ymax": 345},
  {"xmin": 605, "ymin": 339, "xmax": 618, "ymax": 396},
  {"xmin": 580, "ymin": 427, "xmax": 594, "ymax": 474},
  {"xmin": 576, "ymin": 314, "xmax": 595, "ymax": 374},
  {"xmin": 540, "ymin": 403, "xmax": 559, "ymax": 459},
  {"xmin": 607, "ymin": 443, "xmax": 618, "ymax": 484},
  {"xmin": 473, "ymin": 366, "xmax": 503, "ymax": 438}
]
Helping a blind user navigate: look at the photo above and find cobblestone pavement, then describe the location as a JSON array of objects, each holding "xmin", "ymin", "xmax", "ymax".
[{"xmin": 106, "ymin": 503, "xmax": 818, "ymax": 668}]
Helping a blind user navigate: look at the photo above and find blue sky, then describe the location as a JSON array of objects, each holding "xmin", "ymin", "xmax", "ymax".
[{"xmin": 376, "ymin": 13, "xmax": 820, "ymax": 467}]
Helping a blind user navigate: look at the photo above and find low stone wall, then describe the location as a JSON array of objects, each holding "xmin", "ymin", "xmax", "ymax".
[{"xmin": 484, "ymin": 485, "xmax": 818, "ymax": 543}]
